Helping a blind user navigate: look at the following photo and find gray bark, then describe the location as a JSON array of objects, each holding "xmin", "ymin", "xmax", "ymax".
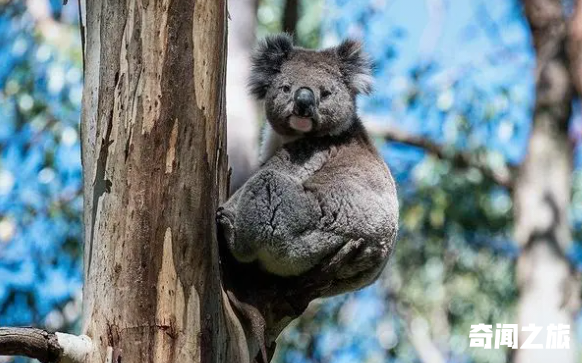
[{"xmin": 0, "ymin": 328, "xmax": 61, "ymax": 363}]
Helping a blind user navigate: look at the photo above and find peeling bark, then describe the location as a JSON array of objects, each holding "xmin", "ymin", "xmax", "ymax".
[{"xmin": 80, "ymin": 1, "xmax": 248, "ymax": 362}]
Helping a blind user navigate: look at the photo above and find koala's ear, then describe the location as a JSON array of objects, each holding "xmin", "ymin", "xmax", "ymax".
[
  {"xmin": 248, "ymin": 33, "xmax": 294, "ymax": 99},
  {"xmin": 334, "ymin": 39, "xmax": 373, "ymax": 95}
]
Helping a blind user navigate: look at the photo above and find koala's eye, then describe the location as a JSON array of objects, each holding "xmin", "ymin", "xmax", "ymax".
[
  {"xmin": 320, "ymin": 88, "xmax": 332, "ymax": 100},
  {"xmin": 281, "ymin": 85, "xmax": 291, "ymax": 93}
]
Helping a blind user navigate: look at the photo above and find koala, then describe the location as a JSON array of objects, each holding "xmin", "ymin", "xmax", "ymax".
[{"xmin": 217, "ymin": 34, "xmax": 398, "ymax": 297}]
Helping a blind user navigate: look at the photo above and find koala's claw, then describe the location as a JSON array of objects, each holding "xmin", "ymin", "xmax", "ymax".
[
  {"xmin": 216, "ymin": 206, "xmax": 235, "ymax": 222},
  {"xmin": 322, "ymin": 238, "xmax": 365, "ymax": 275},
  {"xmin": 216, "ymin": 207, "xmax": 236, "ymax": 244}
]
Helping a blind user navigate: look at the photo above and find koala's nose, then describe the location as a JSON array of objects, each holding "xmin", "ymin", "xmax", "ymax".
[{"xmin": 293, "ymin": 87, "xmax": 316, "ymax": 117}]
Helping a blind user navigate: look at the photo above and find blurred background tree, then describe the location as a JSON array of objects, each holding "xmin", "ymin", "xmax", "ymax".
[{"xmin": 1, "ymin": 0, "xmax": 582, "ymax": 363}]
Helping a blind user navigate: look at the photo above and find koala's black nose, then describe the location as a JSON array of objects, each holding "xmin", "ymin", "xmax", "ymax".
[{"xmin": 293, "ymin": 87, "xmax": 316, "ymax": 117}]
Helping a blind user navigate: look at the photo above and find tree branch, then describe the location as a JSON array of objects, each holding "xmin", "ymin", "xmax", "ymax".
[
  {"xmin": 282, "ymin": 0, "xmax": 299, "ymax": 38},
  {"xmin": 365, "ymin": 122, "xmax": 515, "ymax": 189},
  {"xmin": 0, "ymin": 327, "xmax": 92, "ymax": 363}
]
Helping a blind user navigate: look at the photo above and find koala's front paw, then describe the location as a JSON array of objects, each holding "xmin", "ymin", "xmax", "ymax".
[{"xmin": 216, "ymin": 206, "xmax": 236, "ymax": 246}]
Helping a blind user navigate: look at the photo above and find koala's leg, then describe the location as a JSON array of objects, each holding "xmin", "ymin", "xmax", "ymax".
[
  {"xmin": 297, "ymin": 236, "xmax": 392, "ymax": 297},
  {"xmin": 329, "ymin": 238, "xmax": 391, "ymax": 295}
]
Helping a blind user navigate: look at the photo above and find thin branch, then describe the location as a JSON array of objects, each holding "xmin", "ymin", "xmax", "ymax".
[
  {"xmin": 0, "ymin": 327, "xmax": 91, "ymax": 363},
  {"xmin": 365, "ymin": 122, "xmax": 515, "ymax": 189}
]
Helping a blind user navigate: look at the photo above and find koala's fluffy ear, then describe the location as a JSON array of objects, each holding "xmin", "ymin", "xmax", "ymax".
[
  {"xmin": 248, "ymin": 33, "xmax": 294, "ymax": 99},
  {"xmin": 334, "ymin": 39, "xmax": 373, "ymax": 95}
]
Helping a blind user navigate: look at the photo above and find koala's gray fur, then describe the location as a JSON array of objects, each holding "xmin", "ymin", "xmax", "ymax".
[{"xmin": 218, "ymin": 34, "xmax": 398, "ymax": 297}]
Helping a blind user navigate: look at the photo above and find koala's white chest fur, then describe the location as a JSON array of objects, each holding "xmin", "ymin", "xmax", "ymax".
[{"xmin": 259, "ymin": 123, "xmax": 301, "ymax": 164}]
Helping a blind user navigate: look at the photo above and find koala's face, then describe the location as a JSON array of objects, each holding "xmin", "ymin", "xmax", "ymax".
[{"xmin": 249, "ymin": 34, "xmax": 373, "ymax": 137}]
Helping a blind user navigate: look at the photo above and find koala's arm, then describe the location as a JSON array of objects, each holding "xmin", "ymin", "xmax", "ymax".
[{"xmin": 218, "ymin": 144, "xmax": 330, "ymax": 274}]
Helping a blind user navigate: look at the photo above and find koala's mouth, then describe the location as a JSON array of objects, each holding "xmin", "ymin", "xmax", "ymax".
[{"xmin": 288, "ymin": 115, "xmax": 314, "ymax": 133}]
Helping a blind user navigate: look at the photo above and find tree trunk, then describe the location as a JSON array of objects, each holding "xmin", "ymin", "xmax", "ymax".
[
  {"xmin": 227, "ymin": 0, "xmax": 260, "ymax": 193},
  {"xmin": 515, "ymin": 1, "xmax": 580, "ymax": 362},
  {"xmin": 282, "ymin": 0, "xmax": 299, "ymax": 38},
  {"xmin": 79, "ymin": 1, "xmax": 249, "ymax": 362}
]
